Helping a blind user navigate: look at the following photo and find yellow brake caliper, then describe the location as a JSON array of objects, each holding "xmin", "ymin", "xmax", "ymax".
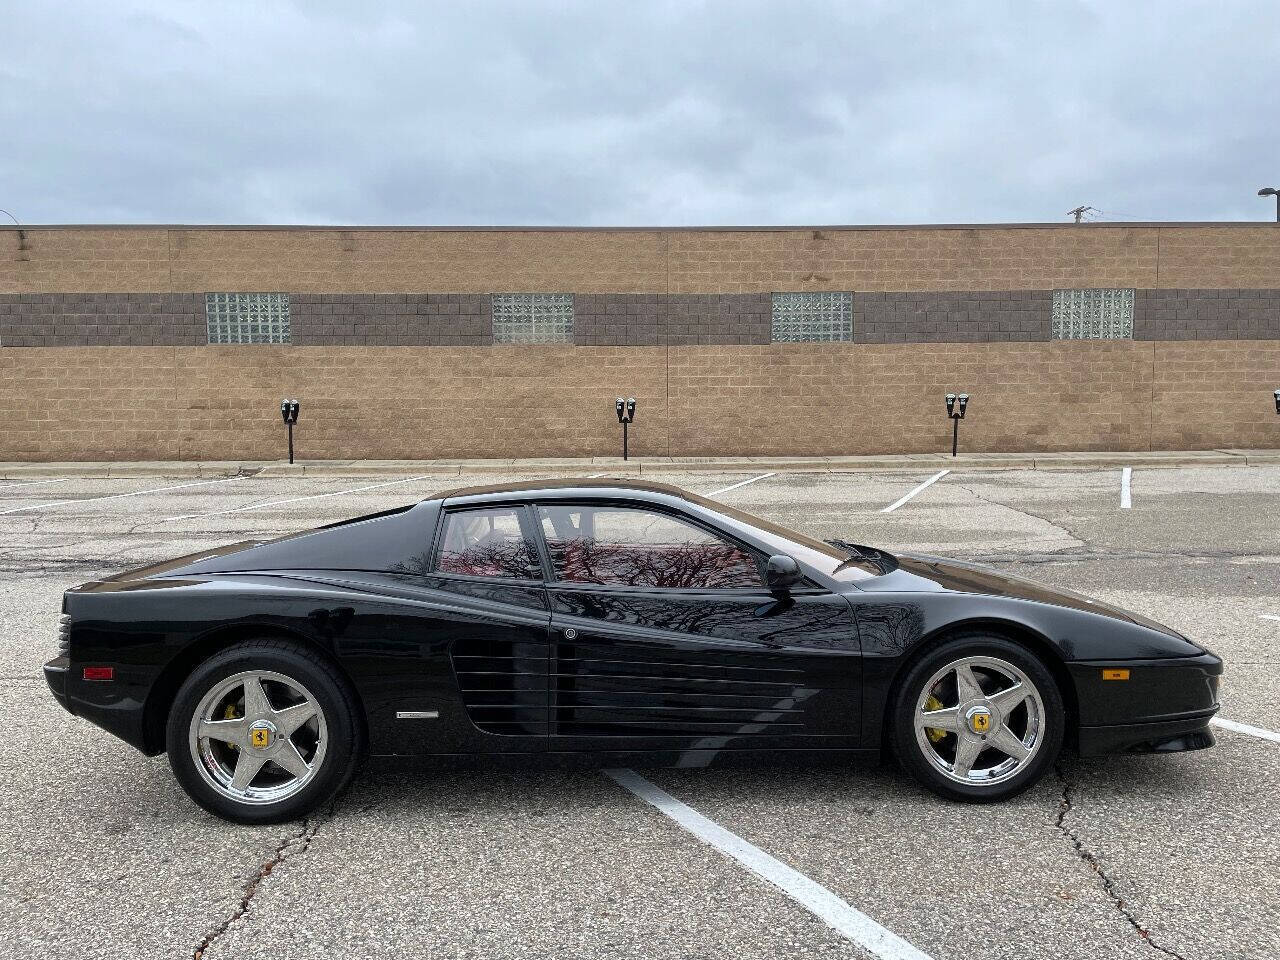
[
  {"xmin": 224, "ymin": 702, "xmax": 240, "ymax": 750},
  {"xmin": 924, "ymin": 694, "xmax": 947, "ymax": 743}
]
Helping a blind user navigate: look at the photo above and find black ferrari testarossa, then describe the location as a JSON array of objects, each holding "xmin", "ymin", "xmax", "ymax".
[{"xmin": 45, "ymin": 479, "xmax": 1221, "ymax": 823}]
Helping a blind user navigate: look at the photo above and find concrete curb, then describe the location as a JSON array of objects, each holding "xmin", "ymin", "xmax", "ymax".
[{"xmin": 0, "ymin": 449, "xmax": 1277, "ymax": 480}]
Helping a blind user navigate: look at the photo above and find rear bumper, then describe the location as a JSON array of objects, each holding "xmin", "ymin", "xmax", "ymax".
[
  {"xmin": 44, "ymin": 655, "xmax": 153, "ymax": 753},
  {"xmin": 1078, "ymin": 711, "xmax": 1217, "ymax": 756},
  {"xmin": 44, "ymin": 657, "xmax": 71, "ymax": 712}
]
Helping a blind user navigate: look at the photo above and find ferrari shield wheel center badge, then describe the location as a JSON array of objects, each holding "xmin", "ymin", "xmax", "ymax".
[
  {"xmin": 965, "ymin": 705, "xmax": 992, "ymax": 735},
  {"xmin": 248, "ymin": 720, "xmax": 276, "ymax": 750}
]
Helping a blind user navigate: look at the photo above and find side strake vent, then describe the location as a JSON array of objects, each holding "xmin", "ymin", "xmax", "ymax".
[
  {"xmin": 553, "ymin": 639, "xmax": 811, "ymax": 737},
  {"xmin": 56, "ymin": 613, "xmax": 71, "ymax": 659},
  {"xmin": 451, "ymin": 636, "xmax": 548, "ymax": 735}
]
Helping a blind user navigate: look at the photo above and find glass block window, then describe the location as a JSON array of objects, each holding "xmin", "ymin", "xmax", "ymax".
[
  {"xmin": 205, "ymin": 293, "xmax": 291, "ymax": 344},
  {"xmin": 1051, "ymin": 288, "xmax": 1134, "ymax": 340},
  {"xmin": 492, "ymin": 293, "xmax": 574, "ymax": 343},
  {"xmin": 770, "ymin": 292, "xmax": 853, "ymax": 342}
]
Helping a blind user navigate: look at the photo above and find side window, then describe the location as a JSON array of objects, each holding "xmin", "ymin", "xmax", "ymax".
[
  {"xmin": 538, "ymin": 504, "xmax": 762, "ymax": 589},
  {"xmin": 435, "ymin": 507, "xmax": 541, "ymax": 580}
]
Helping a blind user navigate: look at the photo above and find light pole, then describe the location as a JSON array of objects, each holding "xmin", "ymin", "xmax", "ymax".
[{"xmin": 1259, "ymin": 187, "xmax": 1280, "ymax": 222}]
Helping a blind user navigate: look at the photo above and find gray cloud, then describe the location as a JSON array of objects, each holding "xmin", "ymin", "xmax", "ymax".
[{"xmin": 2, "ymin": 0, "xmax": 1278, "ymax": 225}]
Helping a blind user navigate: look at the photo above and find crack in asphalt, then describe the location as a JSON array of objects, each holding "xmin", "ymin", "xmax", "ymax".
[
  {"xmin": 948, "ymin": 479, "xmax": 1090, "ymax": 549},
  {"xmin": 191, "ymin": 804, "xmax": 334, "ymax": 960},
  {"xmin": 1055, "ymin": 767, "xmax": 1190, "ymax": 960}
]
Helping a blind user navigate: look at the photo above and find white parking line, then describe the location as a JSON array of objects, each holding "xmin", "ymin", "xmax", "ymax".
[
  {"xmin": 159, "ymin": 475, "xmax": 434, "ymax": 523},
  {"xmin": 1120, "ymin": 467, "xmax": 1132, "ymax": 509},
  {"xmin": 709, "ymin": 473, "xmax": 776, "ymax": 497},
  {"xmin": 1212, "ymin": 717, "xmax": 1280, "ymax": 745},
  {"xmin": 0, "ymin": 476, "xmax": 248, "ymax": 517},
  {"xmin": 880, "ymin": 470, "xmax": 949, "ymax": 513},
  {"xmin": 1259, "ymin": 615, "xmax": 1280, "ymax": 622},
  {"xmin": 605, "ymin": 769, "xmax": 931, "ymax": 960},
  {"xmin": 0, "ymin": 477, "xmax": 76, "ymax": 488},
  {"xmin": 586, "ymin": 473, "xmax": 607, "ymax": 478}
]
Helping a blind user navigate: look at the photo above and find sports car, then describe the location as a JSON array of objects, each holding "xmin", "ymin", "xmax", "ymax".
[{"xmin": 44, "ymin": 479, "xmax": 1222, "ymax": 823}]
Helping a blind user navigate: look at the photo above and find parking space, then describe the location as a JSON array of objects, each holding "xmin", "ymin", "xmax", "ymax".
[{"xmin": 2, "ymin": 464, "xmax": 1277, "ymax": 959}]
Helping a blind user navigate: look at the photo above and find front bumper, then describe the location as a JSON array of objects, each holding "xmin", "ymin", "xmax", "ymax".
[
  {"xmin": 44, "ymin": 656, "xmax": 71, "ymax": 712},
  {"xmin": 1072, "ymin": 650, "xmax": 1222, "ymax": 756},
  {"xmin": 1077, "ymin": 712, "xmax": 1217, "ymax": 756}
]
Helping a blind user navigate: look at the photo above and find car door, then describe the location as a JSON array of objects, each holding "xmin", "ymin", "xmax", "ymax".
[
  {"xmin": 535, "ymin": 501, "xmax": 862, "ymax": 757},
  {"xmin": 424, "ymin": 503, "xmax": 551, "ymax": 745}
]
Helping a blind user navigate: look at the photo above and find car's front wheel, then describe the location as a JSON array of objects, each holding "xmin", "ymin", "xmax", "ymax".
[
  {"xmin": 890, "ymin": 635, "xmax": 1064, "ymax": 802},
  {"xmin": 166, "ymin": 640, "xmax": 364, "ymax": 824}
]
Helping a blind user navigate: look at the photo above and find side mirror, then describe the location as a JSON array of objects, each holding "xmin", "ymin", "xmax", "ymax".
[{"xmin": 764, "ymin": 554, "xmax": 802, "ymax": 592}]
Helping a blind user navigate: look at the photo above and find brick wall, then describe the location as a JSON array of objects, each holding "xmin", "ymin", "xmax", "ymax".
[
  {"xmin": 291, "ymin": 294, "xmax": 492, "ymax": 346},
  {"xmin": 2, "ymin": 341, "xmax": 1277, "ymax": 461},
  {"xmin": 2, "ymin": 224, "xmax": 1279, "ymax": 460},
  {"xmin": 1134, "ymin": 289, "xmax": 1280, "ymax": 340},
  {"xmin": 854, "ymin": 290, "xmax": 1051, "ymax": 343},
  {"xmin": 7, "ymin": 223, "xmax": 1280, "ymax": 295},
  {"xmin": 0, "ymin": 293, "xmax": 203, "ymax": 346},
  {"xmin": 6, "ymin": 287, "xmax": 1280, "ymax": 346}
]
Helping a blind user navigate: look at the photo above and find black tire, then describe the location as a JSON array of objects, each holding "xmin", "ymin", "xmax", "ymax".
[
  {"xmin": 166, "ymin": 639, "xmax": 365, "ymax": 824},
  {"xmin": 888, "ymin": 633, "xmax": 1064, "ymax": 803}
]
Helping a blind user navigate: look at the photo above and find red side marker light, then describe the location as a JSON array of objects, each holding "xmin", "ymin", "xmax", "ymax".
[{"xmin": 83, "ymin": 666, "xmax": 114, "ymax": 681}]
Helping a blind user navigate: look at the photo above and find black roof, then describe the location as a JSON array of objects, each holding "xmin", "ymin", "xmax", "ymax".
[{"xmin": 432, "ymin": 477, "xmax": 693, "ymax": 505}]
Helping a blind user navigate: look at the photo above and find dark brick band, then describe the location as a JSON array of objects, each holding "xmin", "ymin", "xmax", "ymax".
[
  {"xmin": 1134, "ymin": 289, "xmax": 1280, "ymax": 341},
  {"xmin": 574, "ymin": 294, "xmax": 770, "ymax": 345},
  {"xmin": 0, "ymin": 293, "xmax": 204, "ymax": 346},
  {"xmin": 855, "ymin": 290, "xmax": 1051, "ymax": 343},
  {"xmin": 2, "ymin": 289, "xmax": 1278, "ymax": 346},
  {"xmin": 291, "ymin": 294, "xmax": 492, "ymax": 346}
]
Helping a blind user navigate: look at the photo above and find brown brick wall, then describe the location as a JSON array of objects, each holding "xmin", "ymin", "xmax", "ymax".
[
  {"xmin": 3, "ymin": 342, "xmax": 1276, "ymax": 461},
  {"xmin": 7, "ymin": 224, "xmax": 1280, "ymax": 296},
  {"xmin": 2, "ymin": 224, "xmax": 1278, "ymax": 460},
  {"xmin": 1150, "ymin": 340, "xmax": 1280, "ymax": 450},
  {"xmin": 665, "ymin": 227, "xmax": 1162, "ymax": 293},
  {"xmin": 165, "ymin": 229, "xmax": 670, "ymax": 294},
  {"xmin": 667, "ymin": 342, "xmax": 1156, "ymax": 455},
  {"xmin": 0, "ymin": 346, "xmax": 669, "ymax": 461}
]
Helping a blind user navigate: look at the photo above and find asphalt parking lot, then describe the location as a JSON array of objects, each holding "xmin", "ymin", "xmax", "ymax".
[{"xmin": 2, "ymin": 464, "xmax": 1277, "ymax": 960}]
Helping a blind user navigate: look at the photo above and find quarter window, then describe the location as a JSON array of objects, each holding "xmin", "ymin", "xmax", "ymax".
[
  {"xmin": 435, "ymin": 508, "xmax": 541, "ymax": 580},
  {"xmin": 770, "ymin": 292, "xmax": 853, "ymax": 342},
  {"xmin": 1051, "ymin": 288, "xmax": 1134, "ymax": 340},
  {"xmin": 538, "ymin": 505, "xmax": 762, "ymax": 589},
  {"xmin": 492, "ymin": 293, "xmax": 574, "ymax": 343},
  {"xmin": 205, "ymin": 293, "xmax": 291, "ymax": 344}
]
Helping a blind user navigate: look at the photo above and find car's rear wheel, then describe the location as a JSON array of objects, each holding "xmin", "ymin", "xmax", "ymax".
[
  {"xmin": 890, "ymin": 635, "xmax": 1064, "ymax": 802},
  {"xmin": 166, "ymin": 640, "xmax": 364, "ymax": 824}
]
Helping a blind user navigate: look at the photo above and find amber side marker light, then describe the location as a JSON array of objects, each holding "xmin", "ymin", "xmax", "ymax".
[
  {"xmin": 1101, "ymin": 668, "xmax": 1130, "ymax": 681},
  {"xmin": 83, "ymin": 666, "xmax": 114, "ymax": 681}
]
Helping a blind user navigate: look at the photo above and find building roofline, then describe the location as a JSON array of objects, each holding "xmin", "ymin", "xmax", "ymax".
[{"xmin": 5, "ymin": 221, "xmax": 1278, "ymax": 233}]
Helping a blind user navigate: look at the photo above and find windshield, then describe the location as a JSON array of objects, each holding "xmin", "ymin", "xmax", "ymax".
[{"xmin": 680, "ymin": 491, "xmax": 886, "ymax": 582}]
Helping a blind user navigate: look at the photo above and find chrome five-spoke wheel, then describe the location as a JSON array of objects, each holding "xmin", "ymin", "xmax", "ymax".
[
  {"xmin": 914, "ymin": 655, "xmax": 1046, "ymax": 786},
  {"xmin": 188, "ymin": 669, "xmax": 328, "ymax": 805}
]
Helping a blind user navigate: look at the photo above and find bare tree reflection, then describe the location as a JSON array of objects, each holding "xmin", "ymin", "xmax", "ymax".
[{"xmin": 547, "ymin": 538, "xmax": 759, "ymax": 588}]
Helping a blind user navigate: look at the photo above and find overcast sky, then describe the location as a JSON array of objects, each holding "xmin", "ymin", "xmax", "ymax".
[{"xmin": 2, "ymin": 1, "xmax": 1278, "ymax": 226}]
